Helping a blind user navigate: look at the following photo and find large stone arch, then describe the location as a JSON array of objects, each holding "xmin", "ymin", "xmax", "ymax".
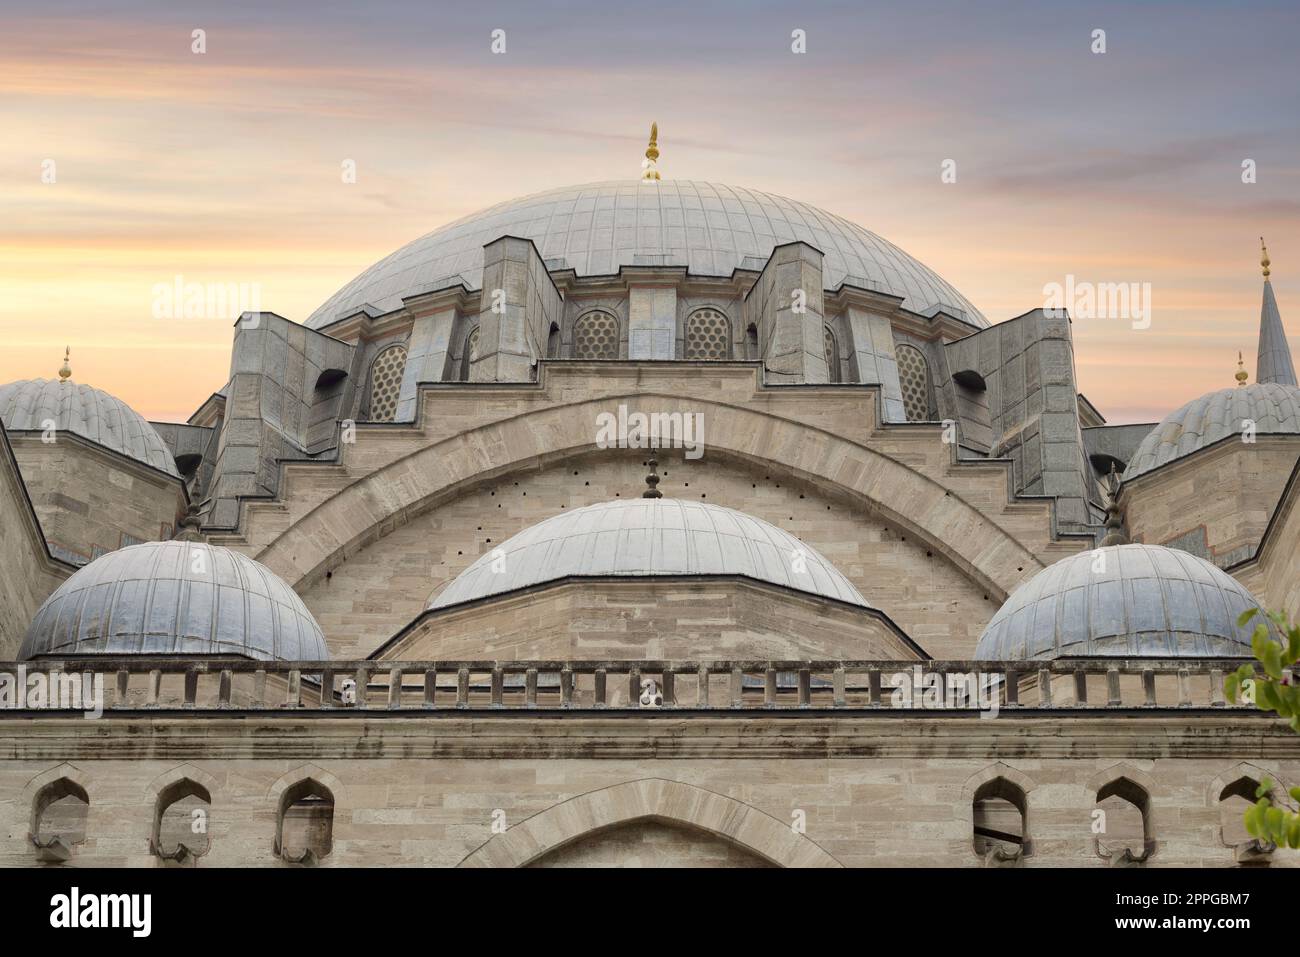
[
  {"xmin": 252, "ymin": 393, "xmax": 1049, "ymax": 600},
  {"xmin": 458, "ymin": 778, "xmax": 841, "ymax": 868}
]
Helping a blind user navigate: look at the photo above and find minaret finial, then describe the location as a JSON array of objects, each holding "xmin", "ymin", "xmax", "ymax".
[
  {"xmin": 642, "ymin": 454, "xmax": 663, "ymax": 498},
  {"xmin": 1098, "ymin": 463, "xmax": 1129, "ymax": 547},
  {"xmin": 1261, "ymin": 237, "xmax": 1271, "ymax": 279},
  {"xmin": 641, "ymin": 122, "xmax": 661, "ymax": 183},
  {"xmin": 1235, "ymin": 350, "xmax": 1249, "ymax": 387},
  {"xmin": 58, "ymin": 346, "xmax": 72, "ymax": 382}
]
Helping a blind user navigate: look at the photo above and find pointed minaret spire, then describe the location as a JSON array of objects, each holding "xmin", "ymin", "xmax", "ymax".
[
  {"xmin": 1256, "ymin": 238, "xmax": 1297, "ymax": 386},
  {"xmin": 640, "ymin": 122, "xmax": 661, "ymax": 183}
]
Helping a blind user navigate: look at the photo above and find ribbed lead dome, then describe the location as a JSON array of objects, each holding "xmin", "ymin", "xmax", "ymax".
[
  {"xmin": 307, "ymin": 180, "xmax": 986, "ymax": 328},
  {"xmin": 429, "ymin": 498, "xmax": 869, "ymax": 610},
  {"xmin": 975, "ymin": 544, "xmax": 1268, "ymax": 660},
  {"xmin": 21, "ymin": 541, "xmax": 328, "ymax": 660},
  {"xmin": 0, "ymin": 379, "xmax": 179, "ymax": 477},
  {"xmin": 1123, "ymin": 383, "xmax": 1300, "ymax": 481}
]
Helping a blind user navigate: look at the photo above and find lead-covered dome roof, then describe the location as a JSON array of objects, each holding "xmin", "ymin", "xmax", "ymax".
[
  {"xmin": 429, "ymin": 498, "xmax": 869, "ymax": 610},
  {"xmin": 1123, "ymin": 383, "xmax": 1300, "ymax": 481},
  {"xmin": 0, "ymin": 378, "xmax": 179, "ymax": 477},
  {"xmin": 974, "ymin": 543, "xmax": 1268, "ymax": 660},
  {"xmin": 21, "ymin": 541, "xmax": 328, "ymax": 660},
  {"xmin": 307, "ymin": 180, "xmax": 986, "ymax": 328}
]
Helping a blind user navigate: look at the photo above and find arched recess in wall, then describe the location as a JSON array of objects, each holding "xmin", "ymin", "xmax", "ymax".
[
  {"xmin": 458, "ymin": 778, "xmax": 841, "ymax": 868},
  {"xmin": 461, "ymin": 327, "xmax": 479, "ymax": 381},
  {"xmin": 546, "ymin": 322, "xmax": 561, "ymax": 359},
  {"xmin": 573, "ymin": 310, "xmax": 619, "ymax": 359},
  {"xmin": 367, "ymin": 344, "xmax": 407, "ymax": 422},
  {"xmin": 684, "ymin": 308, "xmax": 731, "ymax": 360},
  {"xmin": 823, "ymin": 326, "xmax": 840, "ymax": 383},
  {"xmin": 26, "ymin": 765, "xmax": 92, "ymax": 864},
  {"xmin": 745, "ymin": 323, "xmax": 759, "ymax": 360},
  {"xmin": 896, "ymin": 343, "xmax": 935, "ymax": 421}
]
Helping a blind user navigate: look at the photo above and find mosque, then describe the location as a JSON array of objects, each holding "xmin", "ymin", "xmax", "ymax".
[{"xmin": 1, "ymin": 129, "xmax": 1297, "ymax": 868}]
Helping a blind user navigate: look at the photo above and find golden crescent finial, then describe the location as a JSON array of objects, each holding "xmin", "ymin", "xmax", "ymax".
[
  {"xmin": 641, "ymin": 122, "xmax": 661, "ymax": 182},
  {"xmin": 1236, "ymin": 350, "xmax": 1249, "ymax": 387},
  {"xmin": 1261, "ymin": 236, "xmax": 1271, "ymax": 279},
  {"xmin": 58, "ymin": 346, "xmax": 72, "ymax": 381}
]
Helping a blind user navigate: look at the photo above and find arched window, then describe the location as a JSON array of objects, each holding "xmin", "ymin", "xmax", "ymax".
[
  {"xmin": 745, "ymin": 323, "xmax": 759, "ymax": 360},
  {"xmin": 32, "ymin": 778, "xmax": 89, "ymax": 863},
  {"xmin": 1219, "ymin": 776, "xmax": 1276, "ymax": 864},
  {"xmin": 896, "ymin": 343, "xmax": 934, "ymax": 421},
  {"xmin": 1095, "ymin": 777, "xmax": 1153, "ymax": 864},
  {"xmin": 573, "ymin": 311, "xmax": 619, "ymax": 359},
  {"xmin": 153, "ymin": 778, "xmax": 212, "ymax": 864},
  {"xmin": 546, "ymin": 322, "xmax": 561, "ymax": 359},
  {"xmin": 684, "ymin": 308, "xmax": 730, "ymax": 360},
  {"xmin": 823, "ymin": 326, "xmax": 840, "ymax": 383},
  {"xmin": 367, "ymin": 344, "xmax": 407, "ymax": 422},
  {"xmin": 972, "ymin": 777, "xmax": 1027, "ymax": 864},
  {"xmin": 276, "ymin": 779, "xmax": 334, "ymax": 865},
  {"xmin": 461, "ymin": 327, "xmax": 480, "ymax": 381}
]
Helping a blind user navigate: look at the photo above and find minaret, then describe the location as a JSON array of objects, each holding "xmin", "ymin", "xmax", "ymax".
[
  {"xmin": 640, "ymin": 122, "xmax": 661, "ymax": 182},
  {"xmin": 1256, "ymin": 238, "xmax": 1297, "ymax": 386}
]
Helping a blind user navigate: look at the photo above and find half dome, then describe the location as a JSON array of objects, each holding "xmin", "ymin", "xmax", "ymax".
[
  {"xmin": 974, "ymin": 543, "xmax": 1268, "ymax": 661},
  {"xmin": 1123, "ymin": 382, "xmax": 1300, "ymax": 481},
  {"xmin": 0, "ymin": 378, "xmax": 179, "ymax": 478},
  {"xmin": 21, "ymin": 541, "xmax": 328, "ymax": 660},
  {"xmin": 307, "ymin": 180, "xmax": 986, "ymax": 328},
  {"xmin": 428, "ymin": 498, "xmax": 868, "ymax": 611}
]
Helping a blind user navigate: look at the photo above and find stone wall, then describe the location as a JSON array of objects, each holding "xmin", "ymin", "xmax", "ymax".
[
  {"xmin": 0, "ymin": 432, "xmax": 68, "ymax": 656},
  {"xmin": 8, "ymin": 435, "xmax": 185, "ymax": 565},
  {"xmin": 382, "ymin": 578, "xmax": 920, "ymax": 662},
  {"xmin": 299, "ymin": 450, "xmax": 994, "ymax": 660},
  {"xmin": 1, "ymin": 713, "xmax": 1294, "ymax": 868}
]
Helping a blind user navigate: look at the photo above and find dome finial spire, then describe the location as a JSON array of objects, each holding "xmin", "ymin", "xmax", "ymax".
[
  {"xmin": 58, "ymin": 346, "xmax": 72, "ymax": 381},
  {"xmin": 1261, "ymin": 237, "xmax": 1271, "ymax": 279},
  {"xmin": 642, "ymin": 453, "xmax": 663, "ymax": 498},
  {"xmin": 641, "ymin": 122, "xmax": 661, "ymax": 182},
  {"xmin": 1235, "ymin": 350, "xmax": 1249, "ymax": 387}
]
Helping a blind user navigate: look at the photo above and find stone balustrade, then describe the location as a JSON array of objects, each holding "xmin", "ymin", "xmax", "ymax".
[{"xmin": 0, "ymin": 658, "xmax": 1280, "ymax": 714}]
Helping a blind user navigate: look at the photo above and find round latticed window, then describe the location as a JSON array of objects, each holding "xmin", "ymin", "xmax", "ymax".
[
  {"xmin": 368, "ymin": 344, "xmax": 407, "ymax": 422},
  {"xmin": 824, "ymin": 327, "xmax": 839, "ymax": 383},
  {"xmin": 685, "ymin": 309, "xmax": 730, "ymax": 360},
  {"xmin": 896, "ymin": 343, "xmax": 933, "ymax": 421},
  {"xmin": 573, "ymin": 311, "xmax": 619, "ymax": 359}
]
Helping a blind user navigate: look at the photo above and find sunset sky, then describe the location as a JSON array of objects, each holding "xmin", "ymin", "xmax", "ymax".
[{"xmin": 2, "ymin": 0, "xmax": 1297, "ymax": 423}]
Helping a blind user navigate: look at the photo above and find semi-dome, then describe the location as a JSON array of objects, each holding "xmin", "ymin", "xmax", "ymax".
[
  {"xmin": 0, "ymin": 378, "xmax": 179, "ymax": 477},
  {"xmin": 429, "ymin": 497, "xmax": 869, "ymax": 611},
  {"xmin": 1123, "ymin": 382, "xmax": 1300, "ymax": 481},
  {"xmin": 21, "ymin": 541, "xmax": 328, "ymax": 660},
  {"xmin": 307, "ymin": 180, "xmax": 986, "ymax": 329},
  {"xmin": 975, "ymin": 543, "xmax": 1269, "ymax": 661}
]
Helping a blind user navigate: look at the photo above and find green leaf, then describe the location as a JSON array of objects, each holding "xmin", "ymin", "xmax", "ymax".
[{"xmin": 1238, "ymin": 607, "xmax": 1260, "ymax": 627}]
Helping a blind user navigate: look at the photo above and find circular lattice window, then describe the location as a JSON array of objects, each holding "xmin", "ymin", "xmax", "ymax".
[
  {"xmin": 685, "ymin": 309, "xmax": 731, "ymax": 360},
  {"xmin": 573, "ymin": 311, "xmax": 619, "ymax": 359},
  {"xmin": 368, "ymin": 344, "xmax": 407, "ymax": 422},
  {"xmin": 896, "ymin": 343, "xmax": 932, "ymax": 421}
]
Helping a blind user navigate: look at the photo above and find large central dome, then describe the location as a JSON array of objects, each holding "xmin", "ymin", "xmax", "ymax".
[{"xmin": 307, "ymin": 180, "xmax": 986, "ymax": 328}]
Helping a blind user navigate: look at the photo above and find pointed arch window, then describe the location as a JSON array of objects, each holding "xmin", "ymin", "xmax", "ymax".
[
  {"xmin": 461, "ymin": 327, "xmax": 480, "ymax": 381},
  {"xmin": 824, "ymin": 326, "xmax": 840, "ymax": 383},
  {"xmin": 896, "ymin": 343, "xmax": 934, "ymax": 421},
  {"xmin": 573, "ymin": 311, "xmax": 619, "ymax": 359},
  {"xmin": 367, "ymin": 344, "xmax": 407, "ymax": 422},
  {"xmin": 684, "ymin": 309, "xmax": 730, "ymax": 360}
]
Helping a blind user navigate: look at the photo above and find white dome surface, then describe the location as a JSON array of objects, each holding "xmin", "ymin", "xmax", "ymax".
[
  {"xmin": 974, "ymin": 544, "xmax": 1268, "ymax": 661},
  {"xmin": 1123, "ymin": 382, "xmax": 1300, "ymax": 481},
  {"xmin": 0, "ymin": 378, "xmax": 179, "ymax": 477},
  {"xmin": 21, "ymin": 541, "xmax": 329, "ymax": 660},
  {"xmin": 429, "ymin": 498, "xmax": 869, "ymax": 610},
  {"xmin": 307, "ymin": 180, "xmax": 986, "ymax": 328}
]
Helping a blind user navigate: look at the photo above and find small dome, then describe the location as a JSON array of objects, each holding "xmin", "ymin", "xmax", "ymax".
[
  {"xmin": 307, "ymin": 180, "xmax": 986, "ymax": 328},
  {"xmin": 21, "ymin": 541, "xmax": 328, "ymax": 660},
  {"xmin": 1123, "ymin": 382, "xmax": 1300, "ymax": 481},
  {"xmin": 0, "ymin": 379, "xmax": 179, "ymax": 477},
  {"xmin": 975, "ymin": 544, "xmax": 1268, "ymax": 660},
  {"xmin": 429, "ymin": 498, "xmax": 868, "ymax": 610}
]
